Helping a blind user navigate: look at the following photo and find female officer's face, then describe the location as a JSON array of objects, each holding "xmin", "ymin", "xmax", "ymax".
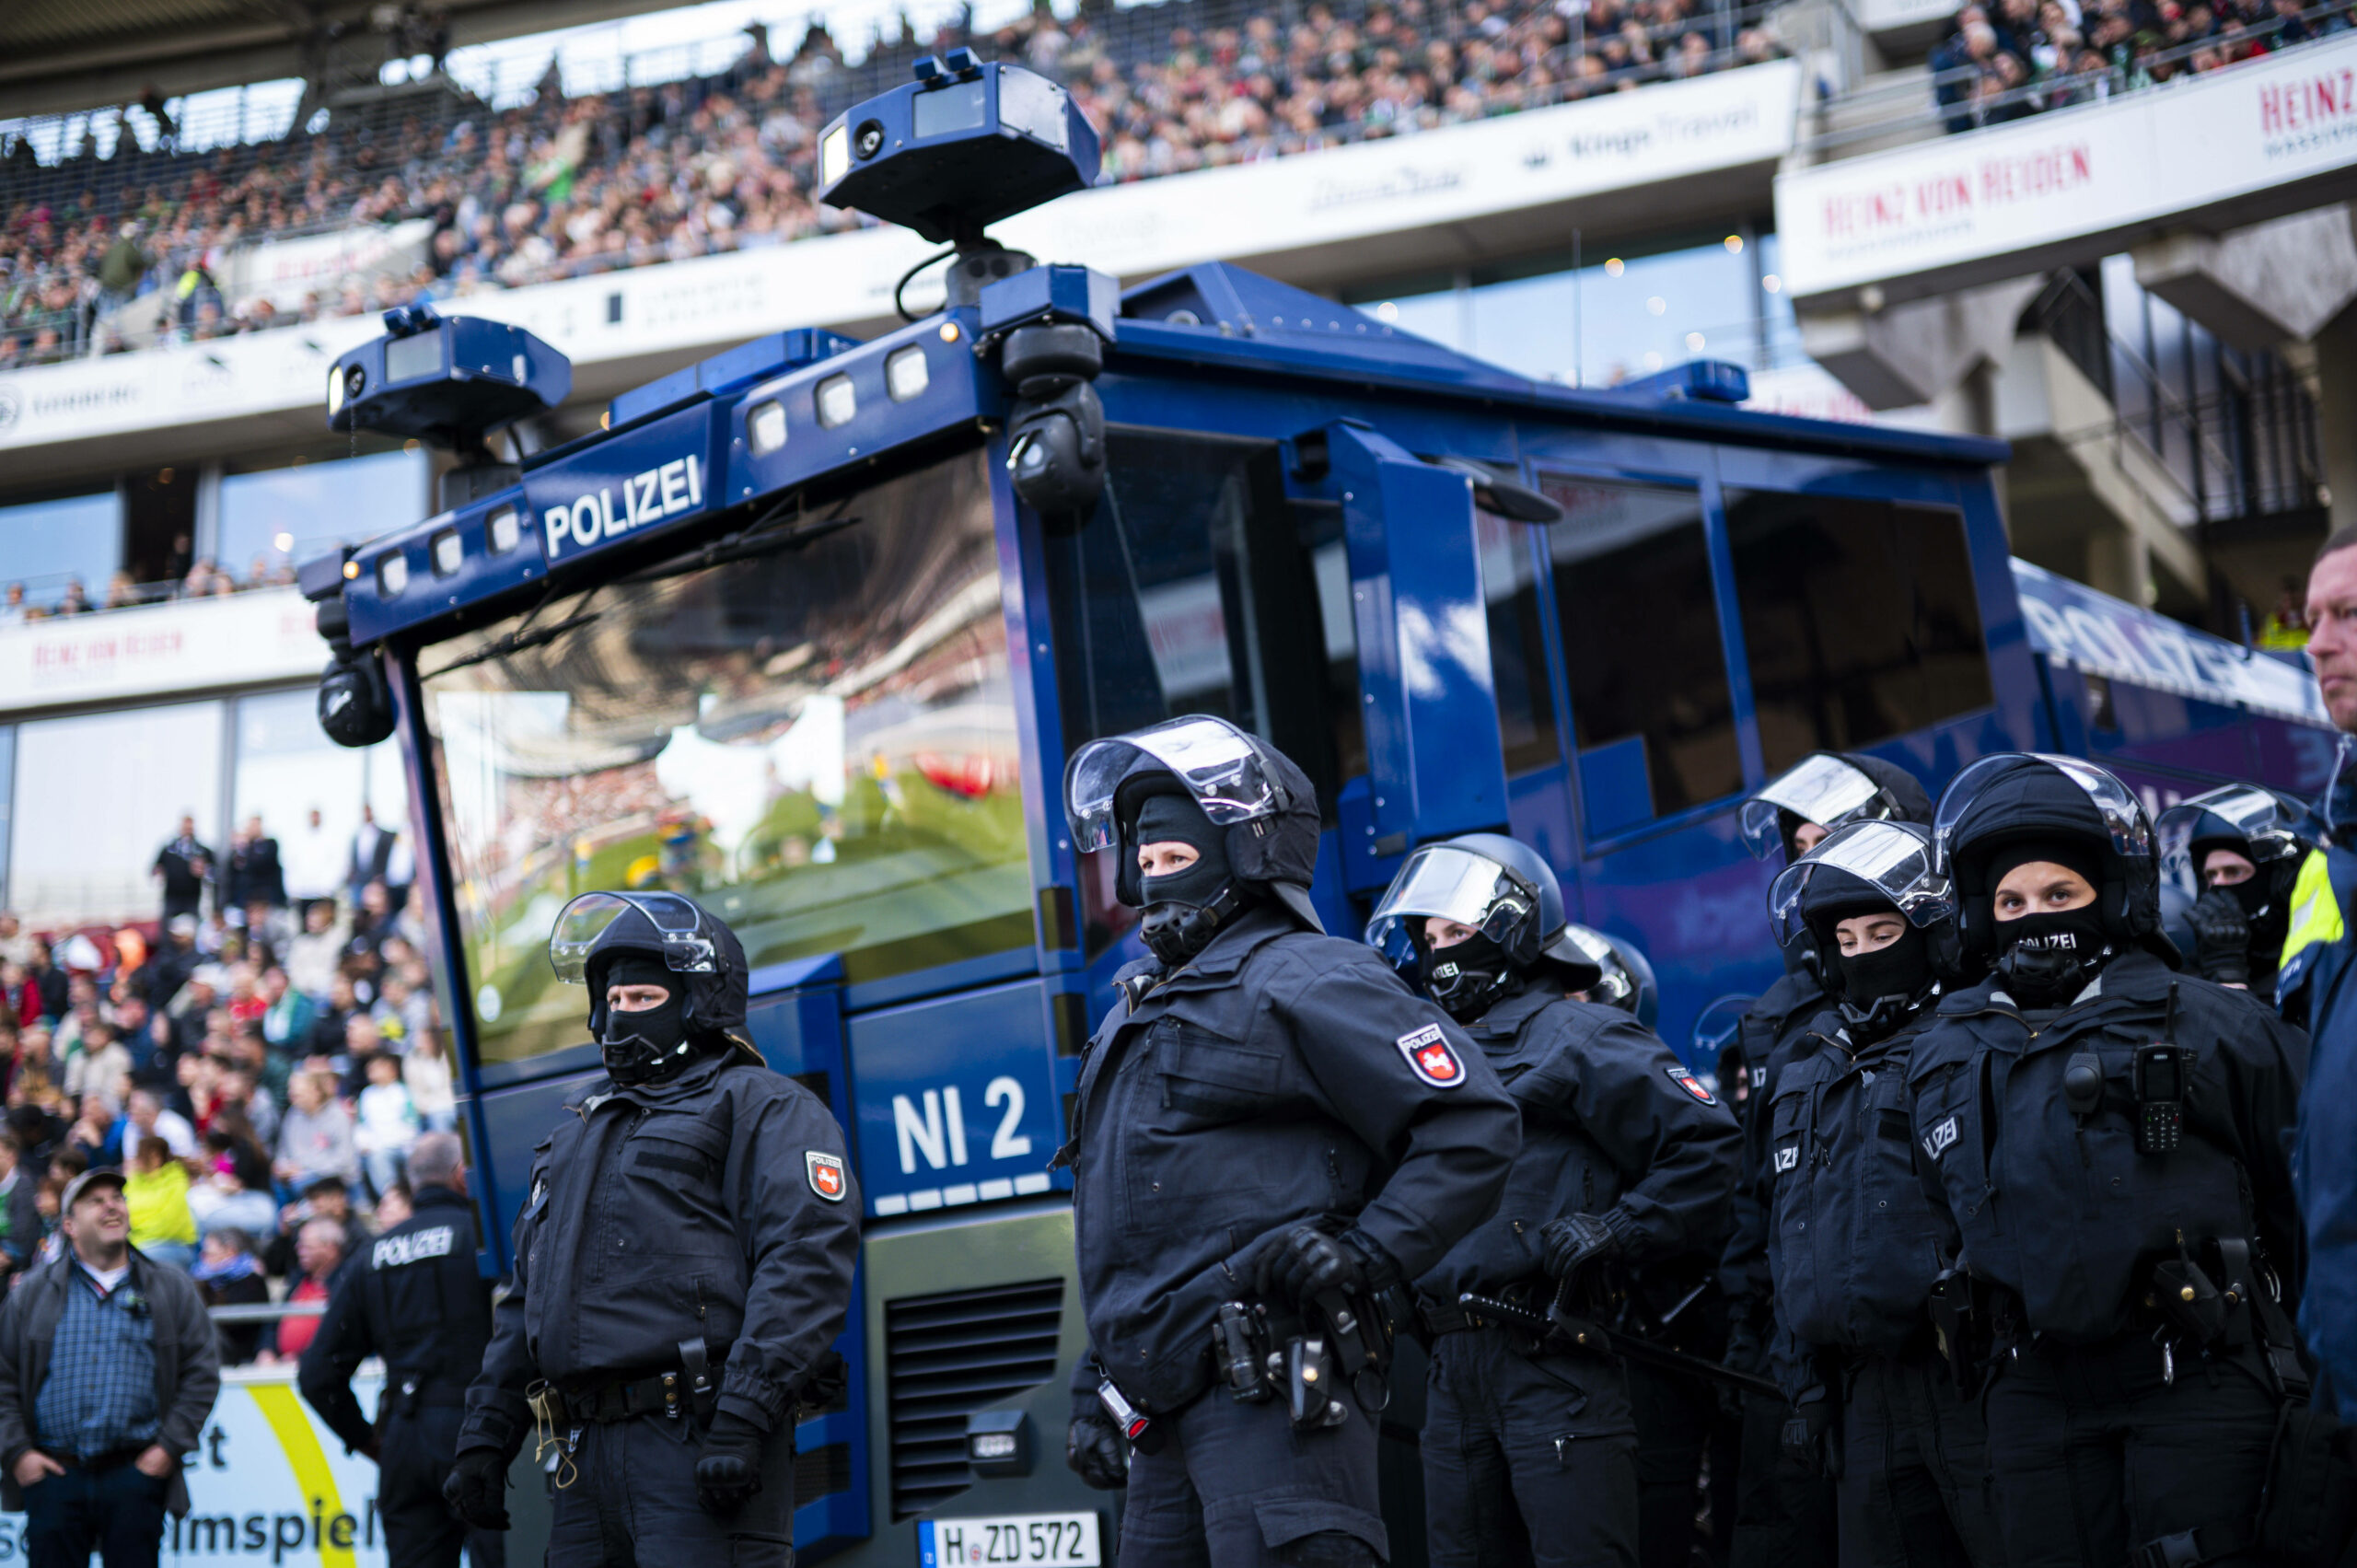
[
  {"xmin": 1991, "ymin": 862, "xmax": 2096, "ymax": 921},
  {"xmin": 1833, "ymin": 912, "xmax": 1907, "ymax": 956}
]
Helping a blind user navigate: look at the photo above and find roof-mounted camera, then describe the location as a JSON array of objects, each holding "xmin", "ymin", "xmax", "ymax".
[{"xmin": 325, "ymin": 302, "xmax": 571, "ymax": 453}]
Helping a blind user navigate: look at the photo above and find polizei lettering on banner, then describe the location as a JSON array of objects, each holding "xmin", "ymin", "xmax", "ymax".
[{"xmin": 541, "ymin": 453, "xmax": 703, "ymax": 560}]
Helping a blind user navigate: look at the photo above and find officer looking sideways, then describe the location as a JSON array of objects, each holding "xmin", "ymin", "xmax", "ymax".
[
  {"xmin": 2156, "ymin": 784, "xmax": 2317, "ymax": 1000},
  {"xmin": 1908, "ymin": 754, "xmax": 2306, "ymax": 1568},
  {"xmin": 1724, "ymin": 751, "xmax": 1932, "ymax": 1565},
  {"xmin": 2285, "ymin": 529, "xmax": 2357, "ymax": 1420},
  {"xmin": 1057, "ymin": 715, "xmax": 1517, "ymax": 1567},
  {"xmin": 1759, "ymin": 822, "xmax": 2003, "ymax": 1568},
  {"xmin": 1368, "ymin": 833, "xmax": 1738, "ymax": 1568},
  {"xmin": 443, "ymin": 892, "xmax": 860, "ymax": 1568},
  {"xmin": 298, "ymin": 1131, "xmax": 502, "ymax": 1568}
]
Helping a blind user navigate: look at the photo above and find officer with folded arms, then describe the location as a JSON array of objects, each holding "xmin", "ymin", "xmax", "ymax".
[
  {"xmin": 299, "ymin": 1131, "xmax": 502, "ymax": 1568},
  {"xmin": 1908, "ymin": 754, "xmax": 2306, "ymax": 1568},
  {"xmin": 1370, "ymin": 833, "xmax": 1738, "ymax": 1568},
  {"xmin": 442, "ymin": 893, "xmax": 860, "ymax": 1568},
  {"xmin": 1057, "ymin": 716, "xmax": 1517, "ymax": 1567},
  {"xmin": 1758, "ymin": 821, "xmax": 2003, "ymax": 1567}
]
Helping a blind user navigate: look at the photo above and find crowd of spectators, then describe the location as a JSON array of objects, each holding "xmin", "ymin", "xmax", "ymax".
[
  {"xmin": 1, "ymin": 0, "xmax": 1786, "ymax": 367},
  {"xmin": 0, "ymin": 552, "xmax": 300, "ymax": 626},
  {"xmin": 1930, "ymin": 0, "xmax": 2352, "ymax": 131},
  {"xmin": 0, "ymin": 806, "xmax": 447, "ymax": 1368}
]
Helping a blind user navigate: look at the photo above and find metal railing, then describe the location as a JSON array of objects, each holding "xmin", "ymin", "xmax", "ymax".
[{"xmin": 1798, "ymin": 1, "xmax": 2357, "ymax": 159}]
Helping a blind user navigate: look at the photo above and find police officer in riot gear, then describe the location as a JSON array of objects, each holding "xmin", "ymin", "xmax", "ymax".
[
  {"xmin": 443, "ymin": 892, "xmax": 861, "ymax": 1568},
  {"xmin": 2155, "ymin": 784, "xmax": 2318, "ymax": 999},
  {"xmin": 1057, "ymin": 716, "xmax": 1518, "ymax": 1567},
  {"xmin": 1909, "ymin": 754, "xmax": 2306, "ymax": 1568},
  {"xmin": 1758, "ymin": 823, "xmax": 2004, "ymax": 1568},
  {"xmin": 1559, "ymin": 923, "xmax": 1658, "ymax": 1027},
  {"xmin": 1369, "ymin": 834, "xmax": 1739, "ymax": 1568},
  {"xmin": 1725, "ymin": 752, "xmax": 1933, "ymax": 1567},
  {"xmin": 300, "ymin": 1132, "xmax": 504, "ymax": 1568}
]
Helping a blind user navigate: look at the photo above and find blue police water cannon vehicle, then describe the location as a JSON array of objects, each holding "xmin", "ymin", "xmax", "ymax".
[{"xmin": 297, "ymin": 51, "xmax": 2338, "ymax": 1568}]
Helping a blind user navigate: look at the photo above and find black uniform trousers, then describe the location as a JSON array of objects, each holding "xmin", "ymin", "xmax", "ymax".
[
  {"xmin": 1623, "ymin": 1360, "xmax": 1717, "ymax": 1568},
  {"xmin": 1729, "ymin": 1391, "xmax": 1838, "ymax": 1568},
  {"xmin": 1118, "ymin": 1384, "xmax": 1387, "ymax": 1567},
  {"xmin": 544, "ymin": 1412, "xmax": 795, "ymax": 1568},
  {"xmin": 1422, "ymin": 1328, "xmax": 1639, "ymax": 1568},
  {"xmin": 380, "ymin": 1405, "xmax": 505, "ymax": 1568},
  {"xmin": 1982, "ymin": 1332, "xmax": 2279, "ymax": 1568},
  {"xmin": 1835, "ymin": 1351, "xmax": 2002, "ymax": 1568}
]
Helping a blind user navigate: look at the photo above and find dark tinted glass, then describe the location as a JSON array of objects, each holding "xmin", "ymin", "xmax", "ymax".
[
  {"xmin": 1724, "ymin": 492, "xmax": 1993, "ymax": 773},
  {"xmin": 1473, "ymin": 508, "xmax": 1560, "ymax": 774},
  {"xmin": 1540, "ymin": 474, "xmax": 1741, "ymax": 819}
]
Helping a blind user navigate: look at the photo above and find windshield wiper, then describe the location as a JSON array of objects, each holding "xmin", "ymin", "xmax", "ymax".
[
  {"xmin": 619, "ymin": 495, "xmax": 861, "ymax": 587},
  {"xmin": 424, "ymin": 608, "xmax": 605, "ymax": 679}
]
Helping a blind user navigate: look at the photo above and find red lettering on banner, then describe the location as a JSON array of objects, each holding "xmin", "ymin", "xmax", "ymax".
[
  {"xmin": 1916, "ymin": 173, "xmax": 1972, "ymax": 219},
  {"xmin": 2261, "ymin": 69, "xmax": 2357, "ymax": 139},
  {"xmin": 1976, "ymin": 142, "xmax": 2092, "ymax": 204},
  {"xmin": 1822, "ymin": 185, "xmax": 1911, "ymax": 238}
]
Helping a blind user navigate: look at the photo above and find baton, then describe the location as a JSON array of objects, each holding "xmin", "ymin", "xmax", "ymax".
[{"xmin": 1457, "ymin": 1292, "xmax": 1783, "ymax": 1400}]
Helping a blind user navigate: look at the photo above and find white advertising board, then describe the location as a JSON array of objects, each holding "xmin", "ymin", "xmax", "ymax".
[
  {"xmin": 1774, "ymin": 33, "xmax": 2357, "ymax": 302},
  {"xmin": 0, "ymin": 1369, "xmax": 389, "ymax": 1568},
  {"xmin": 0, "ymin": 62, "xmax": 1800, "ymax": 456},
  {"xmin": 0, "ymin": 588, "xmax": 329, "ymax": 714}
]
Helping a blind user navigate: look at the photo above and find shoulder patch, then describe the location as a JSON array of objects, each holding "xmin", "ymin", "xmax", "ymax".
[
  {"xmin": 1922, "ymin": 1115, "xmax": 1958, "ymax": 1162},
  {"xmin": 1395, "ymin": 1022, "xmax": 1467, "ymax": 1088},
  {"xmin": 805, "ymin": 1150, "xmax": 848, "ymax": 1202},
  {"xmin": 1665, "ymin": 1066, "xmax": 1717, "ymax": 1105}
]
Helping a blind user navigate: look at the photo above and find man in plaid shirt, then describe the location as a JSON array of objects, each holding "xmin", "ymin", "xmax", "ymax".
[{"xmin": 0, "ymin": 1168, "xmax": 219, "ymax": 1568}]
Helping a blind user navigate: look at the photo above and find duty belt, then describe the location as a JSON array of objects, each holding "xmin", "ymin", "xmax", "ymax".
[{"xmin": 531, "ymin": 1338, "xmax": 726, "ymax": 1427}]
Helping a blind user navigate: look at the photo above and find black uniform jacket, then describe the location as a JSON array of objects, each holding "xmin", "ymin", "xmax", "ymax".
[
  {"xmin": 300, "ymin": 1183, "xmax": 493, "ymax": 1455},
  {"xmin": 1906, "ymin": 951, "xmax": 2306, "ymax": 1344},
  {"xmin": 458, "ymin": 1050, "xmax": 861, "ymax": 1456},
  {"xmin": 1417, "ymin": 978, "xmax": 1738, "ymax": 1308},
  {"xmin": 1066, "ymin": 904, "xmax": 1519, "ymax": 1412},
  {"xmin": 1763, "ymin": 1006, "xmax": 1952, "ymax": 1390},
  {"xmin": 1718, "ymin": 970, "xmax": 1827, "ymax": 1306}
]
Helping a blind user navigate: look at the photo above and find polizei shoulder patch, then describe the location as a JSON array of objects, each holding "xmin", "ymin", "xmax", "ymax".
[
  {"xmin": 806, "ymin": 1150, "xmax": 848, "ymax": 1202},
  {"xmin": 1396, "ymin": 1022, "xmax": 1467, "ymax": 1088},
  {"xmin": 1666, "ymin": 1066, "xmax": 1717, "ymax": 1106}
]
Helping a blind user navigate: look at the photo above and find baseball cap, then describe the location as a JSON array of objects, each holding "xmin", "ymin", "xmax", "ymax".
[{"xmin": 61, "ymin": 1167, "xmax": 126, "ymax": 1212}]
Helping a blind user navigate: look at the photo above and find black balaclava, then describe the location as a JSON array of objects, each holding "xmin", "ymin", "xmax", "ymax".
[
  {"xmin": 1132, "ymin": 790, "xmax": 1247, "ymax": 968},
  {"xmin": 597, "ymin": 953, "xmax": 696, "ymax": 1085},
  {"xmin": 1420, "ymin": 928, "xmax": 1521, "ymax": 1022},
  {"xmin": 1986, "ymin": 839, "xmax": 2112, "ymax": 1006},
  {"xmin": 2191, "ymin": 836, "xmax": 2289, "ymax": 957},
  {"xmin": 1835, "ymin": 926, "xmax": 1934, "ymax": 1042}
]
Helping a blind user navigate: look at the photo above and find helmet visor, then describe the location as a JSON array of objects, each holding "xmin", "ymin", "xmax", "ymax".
[
  {"xmin": 1064, "ymin": 715, "xmax": 1283, "ymax": 851},
  {"xmin": 2156, "ymin": 784, "xmax": 2307, "ymax": 895},
  {"xmin": 1364, "ymin": 844, "xmax": 1537, "ymax": 968},
  {"xmin": 1768, "ymin": 819, "xmax": 1953, "ymax": 949},
  {"xmin": 1738, "ymin": 753, "xmax": 1884, "ymax": 860},
  {"xmin": 1932, "ymin": 752, "xmax": 2151, "ymax": 875},
  {"xmin": 549, "ymin": 891, "xmax": 718, "ymax": 984}
]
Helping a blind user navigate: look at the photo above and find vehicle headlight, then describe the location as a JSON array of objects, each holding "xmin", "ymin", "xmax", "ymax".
[
  {"xmin": 886, "ymin": 345, "xmax": 929, "ymax": 402},
  {"xmin": 749, "ymin": 400, "xmax": 788, "ymax": 457},
  {"xmin": 486, "ymin": 505, "xmax": 520, "ymax": 553},
  {"xmin": 377, "ymin": 552, "xmax": 409, "ymax": 597},
  {"xmin": 431, "ymin": 528, "xmax": 463, "ymax": 577},
  {"xmin": 816, "ymin": 375, "xmax": 857, "ymax": 430}
]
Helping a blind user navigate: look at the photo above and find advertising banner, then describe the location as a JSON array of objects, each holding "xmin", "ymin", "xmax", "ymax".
[
  {"xmin": 225, "ymin": 221, "xmax": 439, "ymax": 314},
  {"xmin": 1774, "ymin": 33, "xmax": 2357, "ymax": 302},
  {"xmin": 0, "ymin": 1370, "xmax": 389, "ymax": 1568},
  {"xmin": 0, "ymin": 587, "xmax": 329, "ymax": 714}
]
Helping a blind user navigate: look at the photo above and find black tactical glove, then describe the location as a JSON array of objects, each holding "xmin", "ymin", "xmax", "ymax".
[
  {"xmin": 1722, "ymin": 1295, "xmax": 1770, "ymax": 1377},
  {"xmin": 795, "ymin": 1350, "xmax": 849, "ymax": 1414},
  {"xmin": 1253, "ymin": 1225, "xmax": 1395, "ymax": 1309},
  {"xmin": 1066, "ymin": 1406, "xmax": 1128, "ymax": 1491},
  {"xmin": 1780, "ymin": 1392, "xmax": 1834, "ymax": 1476},
  {"xmin": 442, "ymin": 1446, "xmax": 511, "ymax": 1531},
  {"xmin": 2188, "ymin": 887, "xmax": 2253, "ymax": 987},
  {"xmin": 693, "ymin": 1411, "xmax": 764, "ymax": 1517},
  {"xmin": 1538, "ymin": 1211, "xmax": 1624, "ymax": 1281}
]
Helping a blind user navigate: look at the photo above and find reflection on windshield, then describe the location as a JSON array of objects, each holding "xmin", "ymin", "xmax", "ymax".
[{"xmin": 422, "ymin": 447, "xmax": 1029, "ymax": 1063}]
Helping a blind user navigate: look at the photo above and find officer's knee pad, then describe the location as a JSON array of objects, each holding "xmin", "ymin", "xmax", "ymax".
[{"xmin": 1276, "ymin": 1530, "xmax": 1382, "ymax": 1568}]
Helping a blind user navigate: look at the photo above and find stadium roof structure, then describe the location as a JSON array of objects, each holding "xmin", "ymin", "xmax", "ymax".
[{"xmin": 1, "ymin": 0, "xmax": 663, "ymax": 121}]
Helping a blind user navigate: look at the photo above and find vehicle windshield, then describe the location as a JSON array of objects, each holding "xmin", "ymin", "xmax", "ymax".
[{"xmin": 420, "ymin": 446, "xmax": 1030, "ymax": 1064}]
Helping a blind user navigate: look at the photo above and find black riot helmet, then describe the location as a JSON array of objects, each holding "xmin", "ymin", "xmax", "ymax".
[
  {"xmin": 2155, "ymin": 784, "xmax": 2320, "ymax": 950},
  {"xmin": 1933, "ymin": 753, "xmax": 2170, "ymax": 963},
  {"xmin": 549, "ymin": 891, "xmax": 758, "ymax": 1085},
  {"xmin": 1739, "ymin": 751, "xmax": 1933, "ymax": 864},
  {"xmin": 1366, "ymin": 833, "xmax": 1603, "ymax": 1019},
  {"xmin": 1771, "ymin": 820, "xmax": 1956, "ymax": 1034},
  {"xmin": 1063, "ymin": 716, "xmax": 1326, "ymax": 962},
  {"xmin": 1558, "ymin": 922, "xmax": 1659, "ymax": 1028}
]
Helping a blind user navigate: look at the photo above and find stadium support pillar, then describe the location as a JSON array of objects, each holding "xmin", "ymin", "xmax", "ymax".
[
  {"xmin": 2314, "ymin": 303, "xmax": 2357, "ymax": 538},
  {"xmin": 2132, "ymin": 206, "xmax": 2357, "ymax": 354},
  {"xmin": 1797, "ymin": 275, "xmax": 2046, "ymax": 410}
]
